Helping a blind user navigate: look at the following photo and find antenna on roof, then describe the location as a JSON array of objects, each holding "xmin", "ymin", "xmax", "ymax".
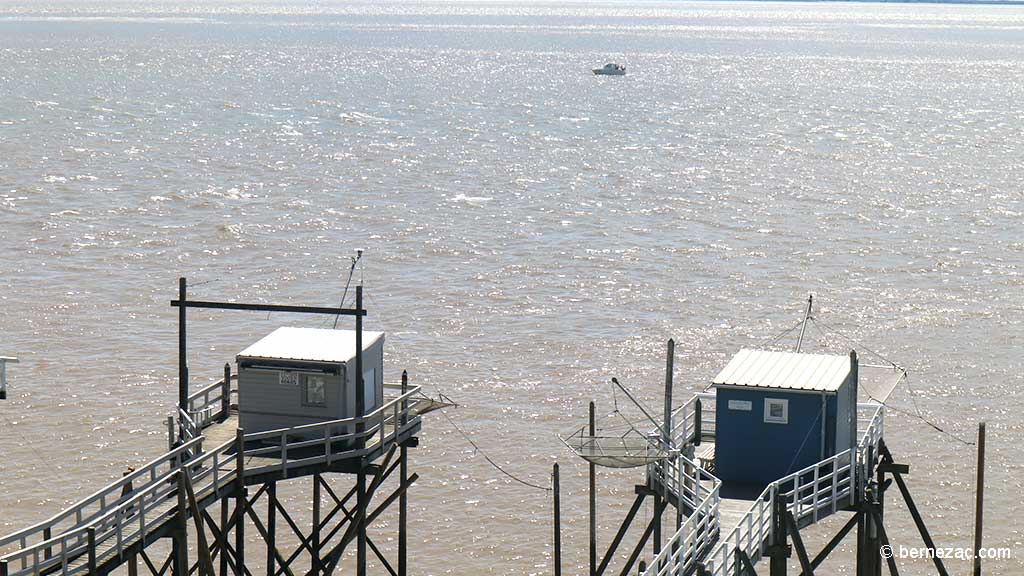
[
  {"xmin": 332, "ymin": 249, "xmax": 365, "ymax": 329},
  {"xmin": 795, "ymin": 293, "xmax": 813, "ymax": 353}
]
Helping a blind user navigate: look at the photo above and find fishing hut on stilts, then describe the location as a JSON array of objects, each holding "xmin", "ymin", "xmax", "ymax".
[
  {"xmin": 0, "ymin": 275, "xmax": 452, "ymax": 576},
  {"xmin": 559, "ymin": 296, "xmax": 977, "ymax": 576}
]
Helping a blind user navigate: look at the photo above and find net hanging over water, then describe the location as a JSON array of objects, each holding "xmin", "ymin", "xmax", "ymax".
[{"xmin": 561, "ymin": 412, "xmax": 674, "ymax": 469}]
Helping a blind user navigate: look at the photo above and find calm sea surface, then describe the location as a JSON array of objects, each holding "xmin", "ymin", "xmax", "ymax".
[{"xmin": 1, "ymin": 1, "xmax": 1022, "ymax": 574}]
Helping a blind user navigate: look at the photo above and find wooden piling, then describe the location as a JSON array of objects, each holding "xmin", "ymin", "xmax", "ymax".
[
  {"xmin": 973, "ymin": 422, "xmax": 986, "ymax": 576},
  {"xmin": 234, "ymin": 428, "xmax": 245, "ymax": 576},
  {"xmin": 222, "ymin": 363, "xmax": 231, "ymax": 418},
  {"xmin": 178, "ymin": 277, "xmax": 188, "ymax": 415},
  {"xmin": 87, "ymin": 527, "xmax": 97, "ymax": 574},
  {"xmin": 219, "ymin": 495, "xmax": 229, "ymax": 576},
  {"xmin": 313, "ymin": 474, "xmax": 322, "ymax": 575},
  {"xmin": 400, "ymin": 370, "xmax": 409, "ymax": 576},
  {"xmin": 553, "ymin": 462, "xmax": 562, "ymax": 576},
  {"xmin": 266, "ymin": 482, "xmax": 277, "ymax": 576},
  {"xmin": 589, "ymin": 401, "xmax": 597, "ymax": 576},
  {"xmin": 355, "ymin": 285, "xmax": 367, "ymax": 576}
]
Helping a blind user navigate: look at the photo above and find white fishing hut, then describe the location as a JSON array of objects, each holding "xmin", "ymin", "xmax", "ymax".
[{"xmin": 236, "ymin": 327, "xmax": 384, "ymax": 434}]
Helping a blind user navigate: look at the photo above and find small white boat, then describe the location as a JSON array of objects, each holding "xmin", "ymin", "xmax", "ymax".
[{"xmin": 593, "ymin": 63, "xmax": 626, "ymax": 76}]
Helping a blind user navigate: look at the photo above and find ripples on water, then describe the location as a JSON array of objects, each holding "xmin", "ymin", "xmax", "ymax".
[{"xmin": 0, "ymin": 1, "xmax": 1022, "ymax": 574}]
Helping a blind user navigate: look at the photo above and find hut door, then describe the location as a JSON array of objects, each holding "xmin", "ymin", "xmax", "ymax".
[{"xmin": 363, "ymin": 367, "xmax": 377, "ymax": 412}]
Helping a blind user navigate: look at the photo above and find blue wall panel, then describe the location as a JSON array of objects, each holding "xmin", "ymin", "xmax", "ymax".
[{"xmin": 714, "ymin": 387, "xmax": 836, "ymax": 486}]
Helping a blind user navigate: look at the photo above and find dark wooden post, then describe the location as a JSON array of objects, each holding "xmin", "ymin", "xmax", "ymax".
[
  {"xmin": 655, "ymin": 339, "xmax": 673, "ymax": 558},
  {"xmin": 553, "ymin": 462, "xmax": 561, "ymax": 576},
  {"xmin": 769, "ymin": 491, "xmax": 789, "ymax": 576},
  {"xmin": 973, "ymin": 422, "xmax": 986, "ymax": 576},
  {"xmin": 694, "ymin": 398, "xmax": 702, "ymax": 446},
  {"xmin": 266, "ymin": 482, "xmax": 277, "ymax": 576},
  {"xmin": 589, "ymin": 401, "xmax": 597, "ymax": 576},
  {"xmin": 399, "ymin": 370, "xmax": 409, "ymax": 576},
  {"xmin": 355, "ymin": 284, "xmax": 367, "ymax": 576},
  {"xmin": 219, "ymin": 495, "xmax": 229, "ymax": 576},
  {"xmin": 234, "ymin": 428, "xmax": 245, "ymax": 576},
  {"xmin": 355, "ymin": 284, "xmax": 364, "ymax": 425},
  {"xmin": 312, "ymin": 474, "xmax": 322, "ymax": 575},
  {"xmin": 663, "ymin": 339, "xmax": 674, "ymax": 448},
  {"xmin": 87, "ymin": 527, "xmax": 97, "ymax": 574},
  {"xmin": 178, "ymin": 277, "xmax": 188, "ymax": 416},
  {"xmin": 174, "ymin": 473, "xmax": 188, "ymax": 576},
  {"xmin": 222, "ymin": 363, "xmax": 231, "ymax": 418}
]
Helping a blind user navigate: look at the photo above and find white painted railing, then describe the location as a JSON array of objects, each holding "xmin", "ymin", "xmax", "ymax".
[
  {"xmin": 0, "ymin": 438, "xmax": 237, "ymax": 576},
  {"xmin": 647, "ymin": 455, "xmax": 722, "ymax": 575},
  {"xmin": 0, "ymin": 437, "xmax": 204, "ymax": 563},
  {"xmin": 644, "ymin": 402, "xmax": 885, "ymax": 576},
  {"xmin": 187, "ymin": 373, "xmax": 237, "ymax": 425},
  {"xmin": 670, "ymin": 392, "xmax": 716, "ymax": 449},
  {"xmin": 0, "ymin": 379, "xmax": 426, "ymax": 576},
  {"xmin": 242, "ymin": 384, "xmax": 423, "ymax": 477}
]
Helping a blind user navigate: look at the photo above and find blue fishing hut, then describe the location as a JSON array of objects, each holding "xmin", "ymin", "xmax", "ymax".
[{"xmin": 712, "ymin": 349, "xmax": 858, "ymax": 486}]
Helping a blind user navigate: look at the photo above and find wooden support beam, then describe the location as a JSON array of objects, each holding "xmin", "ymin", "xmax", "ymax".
[
  {"xmin": 219, "ymin": 497, "xmax": 230, "ymax": 576},
  {"xmin": 973, "ymin": 422, "xmax": 986, "ymax": 576},
  {"xmin": 890, "ymin": 472, "xmax": 949, "ymax": 576},
  {"xmin": 736, "ymin": 549, "xmax": 761, "ymax": 576},
  {"xmin": 312, "ymin": 475, "xmax": 322, "ymax": 576},
  {"xmin": 785, "ymin": 512, "xmax": 813, "ymax": 576},
  {"xmin": 267, "ymin": 482, "xmax": 277, "ymax": 576},
  {"xmin": 242, "ymin": 500, "xmax": 298, "ymax": 576},
  {"xmin": 803, "ymin": 511, "xmax": 860, "ymax": 574},
  {"xmin": 175, "ymin": 475, "xmax": 189, "ymax": 576},
  {"xmin": 367, "ymin": 536, "xmax": 399, "ymax": 576},
  {"xmin": 88, "ymin": 527, "xmax": 98, "ymax": 575},
  {"xmin": 589, "ymin": 401, "xmax": 598, "ymax": 576},
  {"xmin": 617, "ymin": 501, "xmax": 667, "ymax": 576},
  {"xmin": 180, "ymin": 470, "xmax": 218, "ymax": 576},
  {"xmin": 768, "ymin": 492, "xmax": 790, "ymax": 576},
  {"xmin": 597, "ymin": 494, "xmax": 646, "ymax": 576},
  {"xmin": 877, "ymin": 463, "xmax": 909, "ymax": 475},
  {"xmin": 139, "ymin": 550, "xmax": 162, "ymax": 576},
  {"xmin": 234, "ymin": 428, "xmax": 246, "ymax": 576},
  {"xmin": 554, "ymin": 462, "xmax": 562, "ymax": 576},
  {"xmin": 400, "ymin": 370, "xmax": 410, "ymax": 576},
  {"xmin": 170, "ymin": 300, "xmax": 364, "ymax": 317},
  {"xmin": 355, "ymin": 286, "xmax": 367, "ymax": 576},
  {"xmin": 869, "ymin": 512, "xmax": 900, "ymax": 576},
  {"xmin": 400, "ymin": 442, "xmax": 409, "ymax": 576},
  {"xmin": 319, "ymin": 472, "xmax": 419, "ymax": 576}
]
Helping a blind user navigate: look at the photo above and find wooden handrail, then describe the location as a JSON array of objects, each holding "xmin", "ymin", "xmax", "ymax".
[
  {"xmin": 0, "ymin": 437, "xmax": 204, "ymax": 551},
  {"xmin": 0, "ymin": 439, "xmax": 236, "ymax": 574}
]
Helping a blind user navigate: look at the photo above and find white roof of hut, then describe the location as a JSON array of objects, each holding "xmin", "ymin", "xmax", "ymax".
[
  {"xmin": 237, "ymin": 327, "xmax": 383, "ymax": 364},
  {"xmin": 712, "ymin": 349, "xmax": 851, "ymax": 393}
]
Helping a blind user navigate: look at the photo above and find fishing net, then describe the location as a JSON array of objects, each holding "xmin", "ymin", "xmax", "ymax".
[{"xmin": 562, "ymin": 411, "xmax": 673, "ymax": 468}]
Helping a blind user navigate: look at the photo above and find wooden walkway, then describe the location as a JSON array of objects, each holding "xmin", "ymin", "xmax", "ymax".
[
  {"xmin": 642, "ymin": 396, "xmax": 886, "ymax": 576},
  {"xmin": 0, "ymin": 378, "xmax": 427, "ymax": 576}
]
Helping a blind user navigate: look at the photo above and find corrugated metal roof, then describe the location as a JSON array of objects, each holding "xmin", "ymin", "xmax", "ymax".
[
  {"xmin": 237, "ymin": 327, "xmax": 384, "ymax": 364},
  {"xmin": 712, "ymin": 349, "xmax": 851, "ymax": 393}
]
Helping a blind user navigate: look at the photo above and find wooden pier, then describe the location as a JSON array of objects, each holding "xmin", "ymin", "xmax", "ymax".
[
  {"xmin": 0, "ymin": 279, "xmax": 433, "ymax": 576},
  {"xmin": 564, "ymin": 327, "xmax": 952, "ymax": 576}
]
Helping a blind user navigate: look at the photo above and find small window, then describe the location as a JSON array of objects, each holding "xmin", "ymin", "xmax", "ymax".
[
  {"xmin": 302, "ymin": 374, "xmax": 327, "ymax": 407},
  {"xmin": 764, "ymin": 398, "xmax": 788, "ymax": 424}
]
